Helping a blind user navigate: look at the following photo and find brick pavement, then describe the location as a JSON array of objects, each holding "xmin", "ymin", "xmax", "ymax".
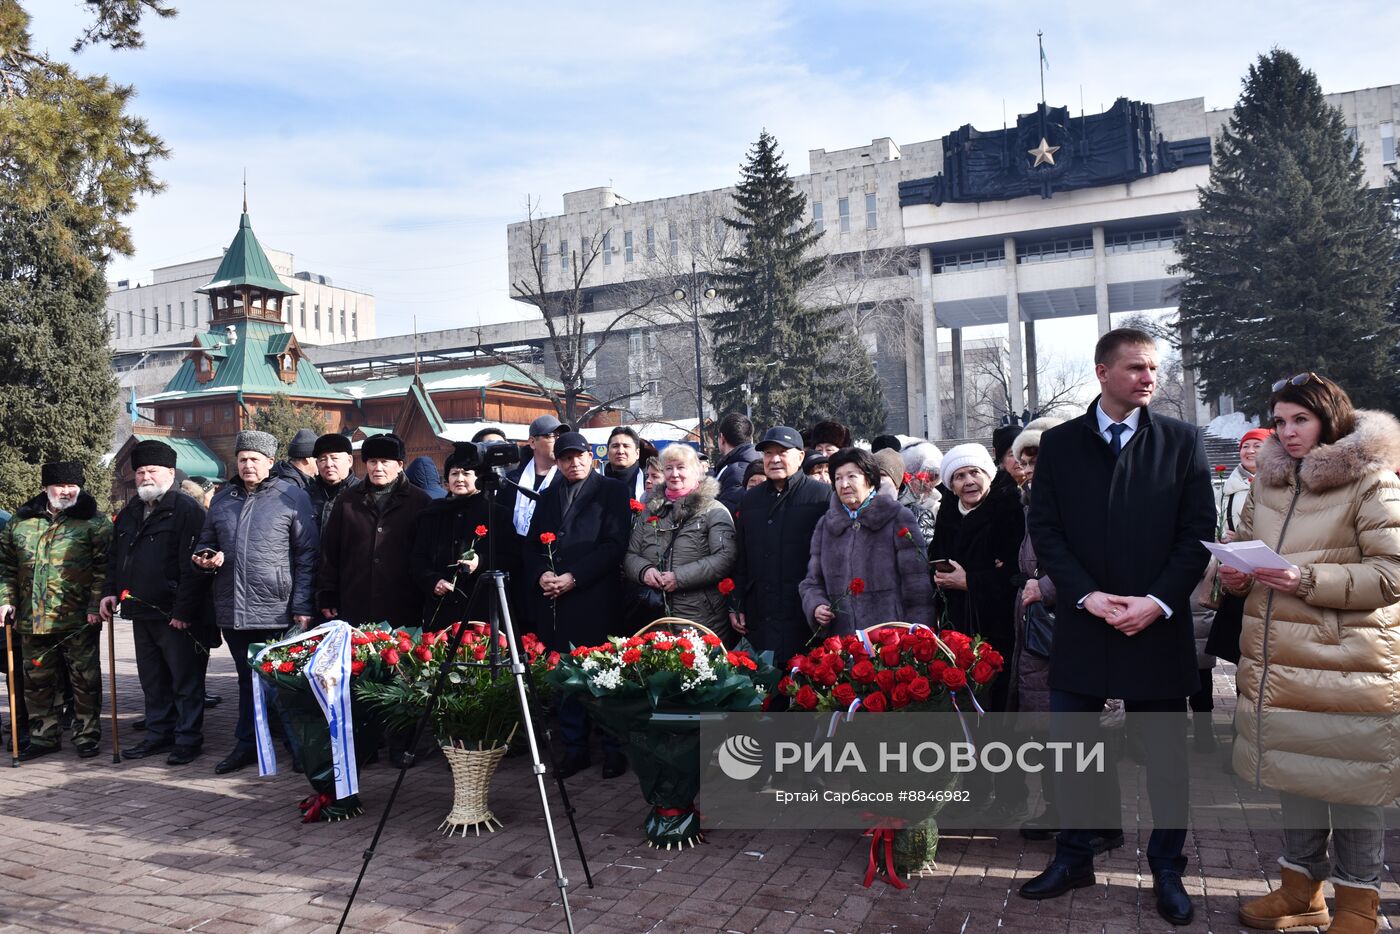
[{"xmin": 0, "ymin": 644, "xmax": 1395, "ymax": 933}]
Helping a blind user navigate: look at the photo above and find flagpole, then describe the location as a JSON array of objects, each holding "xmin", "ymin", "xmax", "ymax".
[{"xmin": 1037, "ymin": 30, "xmax": 1046, "ymax": 106}]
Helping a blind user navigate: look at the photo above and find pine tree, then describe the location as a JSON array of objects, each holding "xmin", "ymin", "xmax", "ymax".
[
  {"xmin": 253, "ymin": 393, "xmax": 328, "ymax": 458},
  {"xmin": 1175, "ymin": 49, "xmax": 1400, "ymax": 416},
  {"xmin": 0, "ymin": 2, "xmax": 170, "ymax": 511},
  {"xmin": 709, "ymin": 130, "xmax": 886, "ymax": 432}
]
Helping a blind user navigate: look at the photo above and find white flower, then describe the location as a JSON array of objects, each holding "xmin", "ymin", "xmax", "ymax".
[{"xmin": 591, "ymin": 667, "xmax": 623, "ymax": 691}]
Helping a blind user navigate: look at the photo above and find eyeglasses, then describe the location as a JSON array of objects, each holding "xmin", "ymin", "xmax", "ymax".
[{"xmin": 1271, "ymin": 372, "xmax": 1317, "ymax": 393}]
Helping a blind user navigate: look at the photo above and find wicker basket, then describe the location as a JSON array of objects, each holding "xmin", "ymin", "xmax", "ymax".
[
  {"xmin": 635, "ymin": 617, "xmax": 718, "ymax": 639},
  {"xmin": 438, "ymin": 741, "xmax": 509, "ymax": 836}
]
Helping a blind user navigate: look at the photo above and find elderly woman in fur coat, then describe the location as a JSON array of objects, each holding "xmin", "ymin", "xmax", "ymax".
[
  {"xmin": 622, "ymin": 444, "xmax": 737, "ymax": 642},
  {"xmin": 1219, "ymin": 374, "xmax": 1400, "ymax": 934},
  {"xmin": 799, "ymin": 448, "xmax": 933, "ymax": 635}
]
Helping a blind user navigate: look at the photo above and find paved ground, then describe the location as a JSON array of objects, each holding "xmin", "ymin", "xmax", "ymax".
[{"xmin": 0, "ymin": 641, "xmax": 1395, "ymax": 934}]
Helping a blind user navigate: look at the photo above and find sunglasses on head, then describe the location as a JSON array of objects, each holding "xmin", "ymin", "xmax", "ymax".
[{"xmin": 1271, "ymin": 372, "xmax": 1317, "ymax": 393}]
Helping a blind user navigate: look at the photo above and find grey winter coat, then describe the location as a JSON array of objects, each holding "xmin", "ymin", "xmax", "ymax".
[
  {"xmin": 622, "ymin": 478, "xmax": 737, "ymax": 640},
  {"xmin": 196, "ymin": 475, "xmax": 319, "ymax": 631},
  {"xmin": 799, "ymin": 493, "xmax": 933, "ymax": 634}
]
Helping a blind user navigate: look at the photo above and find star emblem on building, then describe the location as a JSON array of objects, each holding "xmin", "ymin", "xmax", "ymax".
[{"xmin": 1028, "ymin": 137, "xmax": 1060, "ymax": 167}]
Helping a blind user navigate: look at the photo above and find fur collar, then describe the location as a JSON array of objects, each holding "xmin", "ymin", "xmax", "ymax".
[
  {"xmin": 820, "ymin": 489, "xmax": 904, "ymax": 536},
  {"xmin": 1221, "ymin": 464, "xmax": 1254, "ymax": 497},
  {"xmin": 1255, "ymin": 409, "xmax": 1400, "ymax": 493},
  {"xmin": 645, "ymin": 476, "xmax": 720, "ymax": 521},
  {"xmin": 16, "ymin": 490, "xmax": 98, "ymax": 521}
]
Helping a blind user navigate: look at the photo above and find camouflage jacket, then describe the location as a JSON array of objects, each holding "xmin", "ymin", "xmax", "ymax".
[{"xmin": 0, "ymin": 491, "xmax": 113, "ymax": 635}]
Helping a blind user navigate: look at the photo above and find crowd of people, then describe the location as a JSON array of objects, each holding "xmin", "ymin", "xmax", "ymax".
[{"xmin": 1, "ymin": 326, "xmax": 1397, "ymax": 931}]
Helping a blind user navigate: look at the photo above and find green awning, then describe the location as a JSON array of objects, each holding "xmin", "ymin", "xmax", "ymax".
[{"xmin": 135, "ymin": 434, "xmax": 225, "ymax": 481}]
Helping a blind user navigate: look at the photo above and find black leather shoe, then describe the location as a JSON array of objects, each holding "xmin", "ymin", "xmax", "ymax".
[
  {"xmin": 1090, "ymin": 831, "xmax": 1125, "ymax": 855},
  {"xmin": 204, "ymin": 693, "xmax": 222, "ymax": 708},
  {"xmin": 122, "ymin": 738, "xmax": 174, "ymax": 759},
  {"xmin": 18, "ymin": 743, "xmax": 59, "ymax": 762},
  {"xmin": 166, "ymin": 744, "xmax": 202, "ymax": 766},
  {"xmin": 75, "ymin": 741, "xmax": 100, "ymax": 759},
  {"xmin": 1018, "ymin": 862, "xmax": 1095, "ymax": 900},
  {"xmin": 602, "ymin": 750, "xmax": 628, "ymax": 779},
  {"xmin": 1152, "ymin": 870, "xmax": 1194, "ymax": 925},
  {"xmin": 556, "ymin": 752, "xmax": 591, "ymax": 780},
  {"xmin": 214, "ymin": 747, "xmax": 256, "ymax": 774}
]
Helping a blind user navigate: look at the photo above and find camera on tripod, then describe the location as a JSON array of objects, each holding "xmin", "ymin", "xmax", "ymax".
[{"xmin": 450, "ymin": 440, "xmax": 523, "ymax": 479}]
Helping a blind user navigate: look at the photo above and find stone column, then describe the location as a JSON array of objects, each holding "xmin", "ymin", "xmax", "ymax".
[
  {"xmin": 1025, "ymin": 318, "xmax": 1039, "ymax": 416},
  {"xmin": 951, "ymin": 328, "xmax": 966, "ymax": 438},
  {"xmin": 919, "ymin": 248, "xmax": 942, "ymax": 439},
  {"xmin": 1093, "ymin": 225, "xmax": 1111, "ymax": 335},
  {"xmin": 1003, "ymin": 236, "xmax": 1024, "ymax": 415}
]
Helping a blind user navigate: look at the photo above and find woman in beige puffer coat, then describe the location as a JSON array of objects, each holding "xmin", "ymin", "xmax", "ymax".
[{"xmin": 1221, "ymin": 375, "xmax": 1400, "ymax": 934}]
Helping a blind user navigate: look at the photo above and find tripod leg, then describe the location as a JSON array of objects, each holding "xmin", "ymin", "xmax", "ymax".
[{"xmin": 523, "ymin": 665, "xmax": 594, "ymax": 888}]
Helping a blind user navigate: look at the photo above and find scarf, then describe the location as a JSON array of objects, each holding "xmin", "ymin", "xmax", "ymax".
[
  {"xmin": 664, "ymin": 481, "xmax": 698, "ymax": 502},
  {"xmin": 841, "ymin": 491, "xmax": 876, "ymax": 521},
  {"xmin": 512, "ymin": 460, "xmax": 556, "ymax": 535}
]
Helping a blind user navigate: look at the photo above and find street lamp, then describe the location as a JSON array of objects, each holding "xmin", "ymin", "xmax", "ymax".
[{"xmin": 672, "ymin": 258, "xmax": 716, "ymax": 450}]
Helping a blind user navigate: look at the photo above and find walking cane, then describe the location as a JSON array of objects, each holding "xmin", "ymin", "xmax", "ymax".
[
  {"xmin": 4, "ymin": 613, "xmax": 18, "ymax": 767},
  {"xmin": 107, "ymin": 617, "xmax": 120, "ymax": 763}
]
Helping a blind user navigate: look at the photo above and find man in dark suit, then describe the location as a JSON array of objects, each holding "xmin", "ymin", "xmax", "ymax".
[
  {"xmin": 523, "ymin": 431, "xmax": 630, "ymax": 780},
  {"xmin": 730, "ymin": 426, "xmax": 832, "ymax": 669},
  {"xmin": 1019, "ymin": 328, "xmax": 1214, "ymax": 925}
]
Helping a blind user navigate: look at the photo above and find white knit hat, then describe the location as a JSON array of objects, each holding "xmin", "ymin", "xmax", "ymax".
[
  {"xmin": 1011, "ymin": 416, "xmax": 1065, "ymax": 461},
  {"xmin": 940, "ymin": 443, "xmax": 995, "ymax": 483}
]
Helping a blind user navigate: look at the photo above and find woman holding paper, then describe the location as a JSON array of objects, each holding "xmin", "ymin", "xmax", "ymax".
[{"xmin": 1219, "ymin": 374, "xmax": 1400, "ymax": 933}]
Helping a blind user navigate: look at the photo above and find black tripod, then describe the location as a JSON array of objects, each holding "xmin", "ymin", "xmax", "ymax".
[{"xmin": 336, "ymin": 461, "xmax": 591, "ymax": 933}]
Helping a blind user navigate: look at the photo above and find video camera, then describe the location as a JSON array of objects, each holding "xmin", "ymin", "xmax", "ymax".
[{"xmin": 450, "ymin": 440, "xmax": 521, "ymax": 472}]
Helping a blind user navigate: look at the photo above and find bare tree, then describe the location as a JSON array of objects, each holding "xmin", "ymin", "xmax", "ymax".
[
  {"xmin": 475, "ymin": 199, "xmax": 670, "ymax": 425},
  {"xmin": 963, "ymin": 345, "xmax": 1092, "ymax": 435}
]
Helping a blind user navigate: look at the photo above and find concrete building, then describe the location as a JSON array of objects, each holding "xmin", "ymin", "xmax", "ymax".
[{"xmin": 506, "ymin": 84, "xmax": 1400, "ymax": 438}]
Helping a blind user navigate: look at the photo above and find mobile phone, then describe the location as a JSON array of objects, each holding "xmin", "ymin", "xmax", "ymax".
[
  {"xmin": 194, "ymin": 548, "xmax": 217, "ymax": 560},
  {"xmin": 932, "ymin": 559, "xmax": 956, "ymax": 574}
]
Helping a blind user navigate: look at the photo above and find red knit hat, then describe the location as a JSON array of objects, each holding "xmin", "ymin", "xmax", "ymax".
[{"xmin": 1240, "ymin": 428, "xmax": 1273, "ymax": 447}]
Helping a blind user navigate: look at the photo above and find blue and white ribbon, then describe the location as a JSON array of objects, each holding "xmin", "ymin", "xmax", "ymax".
[{"xmin": 306, "ymin": 621, "xmax": 358, "ymax": 799}]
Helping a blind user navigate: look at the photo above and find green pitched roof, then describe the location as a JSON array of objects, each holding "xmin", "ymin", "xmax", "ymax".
[
  {"xmin": 134, "ymin": 434, "xmax": 225, "ymax": 481},
  {"xmin": 197, "ymin": 213, "xmax": 294, "ymax": 295},
  {"xmin": 141, "ymin": 319, "xmax": 348, "ymax": 405}
]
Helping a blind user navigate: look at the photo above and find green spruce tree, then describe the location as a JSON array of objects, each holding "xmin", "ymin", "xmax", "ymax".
[
  {"xmin": 0, "ymin": 2, "xmax": 171, "ymax": 511},
  {"xmin": 710, "ymin": 130, "xmax": 886, "ymax": 432},
  {"xmin": 253, "ymin": 393, "xmax": 328, "ymax": 458},
  {"xmin": 1175, "ymin": 49, "xmax": 1399, "ymax": 416}
]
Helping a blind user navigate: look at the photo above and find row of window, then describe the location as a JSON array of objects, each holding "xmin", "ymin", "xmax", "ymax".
[
  {"xmin": 1105, "ymin": 228, "xmax": 1183, "ymax": 254},
  {"xmin": 1017, "ymin": 237, "xmax": 1094, "ymax": 265},
  {"xmin": 1344, "ymin": 123, "xmax": 1396, "ymax": 165},
  {"xmin": 813, "ymin": 192, "xmax": 878, "ymax": 235},
  {"xmin": 293, "ymin": 301, "xmax": 357, "ymax": 338},
  {"xmin": 931, "ymin": 227, "xmax": 1185, "ymax": 274},
  {"xmin": 159, "ymin": 404, "xmax": 230, "ymax": 426},
  {"xmin": 113, "ymin": 296, "xmax": 359, "ymax": 341}
]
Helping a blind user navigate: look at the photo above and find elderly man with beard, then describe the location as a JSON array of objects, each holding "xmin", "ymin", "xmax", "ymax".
[
  {"xmin": 100, "ymin": 441, "xmax": 211, "ymax": 765},
  {"xmin": 0, "ymin": 461, "xmax": 112, "ymax": 760},
  {"xmin": 307, "ymin": 433, "xmax": 361, "ymax": 530}
]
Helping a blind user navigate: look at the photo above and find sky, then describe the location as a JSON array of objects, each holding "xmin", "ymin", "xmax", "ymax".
[{"xmin": 27, "ymin": 0, "xmax": 1400, "ymax": 345}]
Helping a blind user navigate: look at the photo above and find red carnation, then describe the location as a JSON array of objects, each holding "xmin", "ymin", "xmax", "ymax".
[
  {"xmin": 675, "ymin": 637, "xmax": 693, "ymax": 650},
  {"xmin": 702, "ymin": 633, "xmax": 722, "ymax": 647},
  {"xmin": 848, "ymin": 578, "xmax": 866, "ymax": 596},
  {"xmin": 679, "ymin": 651, "xmax": 696, "ymax": 668},
  {"xmin": 31, "ymin": 658, "xmax": 40, "ymax": 668},
  {"xmin": 794, "ymin": 685, "xmax": 819, "ymax": 710},
  {"xmin": 475, "ymin": 524, "xmax": 488, "ymax": 537},
  {"xmin": 350, "ymin": 660, "xmax": 366, "ymax": 676},
  {"xmin": 654, "ymin": 640, "xmax": 673, "ymax": 652},
  {"xmin": 278, "ymin": 661, "xmax": 295, "ymax": 674},
  {"xmin": 539, "ymin": 531, "xmax": 557, "ymax": 545},
  {"xmin": 941, "ymin": 667, "xmax": 967, "ymax": 690},
  {"xmin": 908, "ymin": 676, "xmax": 932, "ymax": 701},
  {"xmin": 891, "ymin": 685, "xmax": 912, "ymax": 709},
  {"xmin": 625, "ymin": 636, "xmax": 645, "ymax": 648},
  {"xmin": 972, "ymin": 661, "xmax": 995, "ymax": 684},
  {"xmin": 288, "ymin": 644, "xmax": 304, "ymax": 656},
  {"xmin": 646, "ymin": 515, "xmax": 659, "ymax": 525},
  {"xmin": 897, "ymin": 527, "xmax": 909, "ymax": 538},
  {"xmin": 851, "ymin": 659, "xmax": 876, "ymax": 682},
  {"xmin": 718, "ymin": 577, "xmax": 736, "ymax": 596},
  {"xmin": 120, "ymin": 589, "xmax": 132, "ymax": 601},
  {"xmin": 832, "ymin": 682, "xmax": 857, "ymax": 707},
  {"xmin": 629, "ymin": 499, "xmax": 645, "ymax": 513},
  {"xmin": 622, "ymin": 648, "xmax": 641, "ymax": 664},
  {"xmin": 261, "ymin": 661, "xmax": 274, "ymax": 674},
  {"xmin": 381, "ymin": 647, "xmax": 400, "ymax": 666},
  {"xmin": 863, "ymin": 691, "xmax": 888, "ymax": 712}
]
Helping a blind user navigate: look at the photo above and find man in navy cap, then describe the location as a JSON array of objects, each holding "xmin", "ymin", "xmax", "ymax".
[{"xmin": 730, "ymin": 426, "xmax": 832, "ymax": 668}]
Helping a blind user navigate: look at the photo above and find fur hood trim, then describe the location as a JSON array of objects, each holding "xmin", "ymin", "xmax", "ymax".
[
  {"xmin": 1255, "ymin": 409, "xmax": 1400, "ymax": 493},
  {"xmin": 645, "ymin": 476, "xmax": 720, "ymax": 519}
]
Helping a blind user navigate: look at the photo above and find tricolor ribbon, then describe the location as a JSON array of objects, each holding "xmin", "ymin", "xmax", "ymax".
[{"xmin": 305, "ymin": 620, "xmax": 358, "ymax": 800}]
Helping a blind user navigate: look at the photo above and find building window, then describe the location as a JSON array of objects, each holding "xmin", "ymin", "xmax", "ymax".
[
  {"xmin": 340, "ymin": 309, "xmax": 346, "ymax": 334},
  {"xmin": 1017, "ymin": 236, "xmax": 1095, "ymax": 265},
  {"xmin": 222, "ymin": 405, "xmax": 233, "ymax": 421},
  {"xmin": 299, "ymin": 302, "xmax": 306, "ymax": 328},
  {"xmin": 179, "ymin": 301, "xmax": 186, "ymax": 326},
  {"xmin": 115, "ymin": 314, "xmax": 121, "ymax": 339},
  {"xmin": 314, "ymin": 304, "xmax": 321, "ymax": 329},
  {"xmin": 153, "ymin": 307, "xmax": 159, "ymax": 333},
  {"xmin": 1105, "ymin": 227, "xmax": 1184, "ymax": 254},
  {"xmin": 559, "ymin": 239, "xmax": 568, "ymax": 271},
  {"xmin": 629, "ymin": 330, "xmax": 643, "ymax": 356},
  {"xmin": 193, "ymin": 298, "xmax": 201, "ymax": 324},
  {"xmin": 813, "ymin": 201, "xmax": 824, "ymax": 234},
  {"xmin": 351, "ymin": 310, "xmax": 358, "ymax": 337},
  {"xmin": 669, "ymin": 223, "xmax": 680, "ymax": 257},
  {"xmin": 932, "ymin": 247, "xmax": 1007, "ymax": 274},
  {"xmin": 865, "ymin": 192, "xmax": 877, "ymax": 230},
  {"xmin": 183, "ymin": 408, "xmax": 193, "ymax": 425},
  {"xmin": 624, "ymin": 231, "xmax": 634, "ymax": 263},
  {"xmin": 1382, "ymin": 122, "xmax": 1396, "ymax": 165},
  {"xmin": 203, "ymin": 407, "xmax": 212, "ymax": 422},
  {"xmin": 602, "ymin": 233, "xmax": 612, "ymax": 266},
  {"xmin": 838, "ymin": 198, "xmax": 850, "ymax": 233},
  {"xmin": 646, "ymin": 226, "xmax": 655, "ymax": 259},
  {"xmin": 166, "ymin": 304, "xmax": 172, "ymax": 329},
  {"xmin": 539, "ymin": 242, "xmax": 548, "ymax": 273}
]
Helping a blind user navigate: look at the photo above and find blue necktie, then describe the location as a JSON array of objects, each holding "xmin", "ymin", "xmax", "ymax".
[{"xmin": 1108, "ymin": 422, "xmax": 1128, "ymax": 456}]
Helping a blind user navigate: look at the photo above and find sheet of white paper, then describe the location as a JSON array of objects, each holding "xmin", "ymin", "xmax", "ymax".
[{"xmin": 1202, "ymin": 540, "xmax": 1294, "ymax": 573}]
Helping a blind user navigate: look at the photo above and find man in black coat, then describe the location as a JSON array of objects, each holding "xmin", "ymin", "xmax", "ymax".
[
  {"xmin": 730, "ymin": 426, "xmax": 832, "ymax": 668},
  {"xmin": 712, "ymin": 413, "xmax": 762, "ymax": 514},
  {"xmin": 1019, "ymin": 328, "xmax": 1214, "ymax": 926},
  {"xmin": 306, "ymin": 433, "xmax": 361, "ymax": 531},
  {"xmin": 100, "ymin": 440, "xmax": 211, "ymax": 765},
  {"xmin": 523, "ymin": 431, "xmax": 630, "ymax": 779}
]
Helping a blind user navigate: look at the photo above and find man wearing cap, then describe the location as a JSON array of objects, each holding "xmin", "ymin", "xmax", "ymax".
[
  {"xmin": 307, "ymin": 433, "xmax": 361, "ymax": 531},
  {"xmin": 193, "ymin": 430, "xmax": 319, "ymax": 774},
  {"xmin": 0, "ymin": 461, "xmax": 113, "ymax": 760},
  {"xmin": 523, "ymin": 431, "xmax": 630, "ymax": 779},
  {"xmin": 503, "ymin": 414, "xmax": 568, "ymax": 538},
  {"xmin": 731, "ymin": 427, "xmax": 832, "ymax": 669},
  {"xmin": 269, "ymin": 428, "xmax": 318, "ymax": 492},
  {"xmin": 100, "ymin": 440, "xmax": 211, "ymax": 765},
  {"xmin": 318, "ymin": 433, "xmax": 429, "ymax": 632}
]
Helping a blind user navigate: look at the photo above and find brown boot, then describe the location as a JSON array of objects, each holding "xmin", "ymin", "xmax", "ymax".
[
  {"xmin": 1327, "ymin": 882, "xmax": 1379, "ymax": 934},
  {"xmin": 1239, "ymin": 867, "xmax": 1330, "ymax": 930}
]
